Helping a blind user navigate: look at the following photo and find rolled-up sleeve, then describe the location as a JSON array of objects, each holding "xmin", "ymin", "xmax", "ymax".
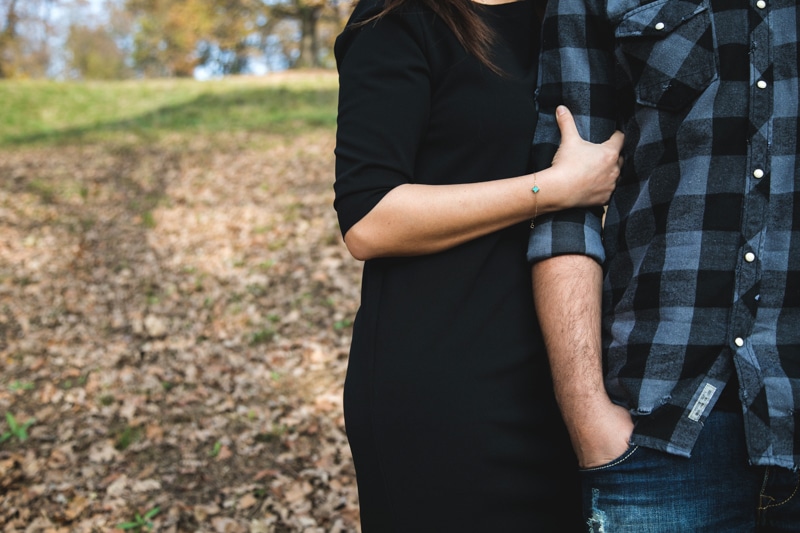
[{"xmin": 527, "ymin": 0, "xmax": 618, "ymax": 264}]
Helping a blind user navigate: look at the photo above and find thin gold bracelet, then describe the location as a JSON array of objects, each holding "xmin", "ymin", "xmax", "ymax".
[{"xmin": 529, "ymin": 174, "xmax": 540, "ymax": 229}]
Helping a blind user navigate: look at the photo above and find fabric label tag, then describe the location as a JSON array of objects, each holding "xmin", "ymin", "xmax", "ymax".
[{"xmin": 688, "ymin": 383, "xmax": 717, "ymax": 421}]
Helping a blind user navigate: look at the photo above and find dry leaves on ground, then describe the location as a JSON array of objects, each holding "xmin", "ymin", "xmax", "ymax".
[{"xmin": 0, "ymin": 128, "xmax": 363, "ymax": 532}]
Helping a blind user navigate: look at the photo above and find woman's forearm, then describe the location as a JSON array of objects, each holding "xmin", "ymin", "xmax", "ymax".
[
  {"xmin": 343, "ymin": 175, "xmax": 539, "ymax": 260},
  {"xmin": 343, "ymin": 106, "xmax": 623, "ymax": 260}
]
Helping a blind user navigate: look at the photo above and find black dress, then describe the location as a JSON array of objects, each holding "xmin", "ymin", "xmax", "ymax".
[{"xmin": 334, "ymin": 1, "xmax": 582, "ymax": 531}]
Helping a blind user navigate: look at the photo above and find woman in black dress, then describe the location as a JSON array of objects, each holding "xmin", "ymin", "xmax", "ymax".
[{"xmin": 334, "ymin": 0, "xmax": 624, "ymax": 530}]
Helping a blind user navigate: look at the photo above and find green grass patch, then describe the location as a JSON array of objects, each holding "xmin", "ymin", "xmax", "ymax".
[
  {"xmin": 0, "ymin": 71, "xmax": 338, "ymax": 147},
  {"xmin": 1, "ymin": 412, "xmax": 36, "ymax": 444},
  {"xmin": 114, "ymin": 424, "xmax": 144, "ymax": 451}
]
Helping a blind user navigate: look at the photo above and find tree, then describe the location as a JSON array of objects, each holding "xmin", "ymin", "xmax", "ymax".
[
  {"xmin": 266, "ymin": 0, "xmax": 349, "ymax": 69},
  {"xmin": 126, "ymin": 0, "xmax": 206, "ymax": 77},
  {"xmin": 0, "ymin": 0, "xmax": 20, "ymax": 77},
  {"xmin": 62, "ymin": 0, "xmax": 133, "ymax": 79},
  {"xmin": 66, "ymin": 24, "xmax": 130, "ymax": 79},
  {"xmin": 0, "ymin": 0, "xmax": 61, "ymax": 78},
  {"xmin": 197, "ymin": 0, "xmax": 268, "ymax": 75},
  {"xmin": 126, "ymin": 0, "xmax": 266, "ymax": 77}
]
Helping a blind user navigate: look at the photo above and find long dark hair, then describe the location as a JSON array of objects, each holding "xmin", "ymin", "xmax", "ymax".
[{"xmin": 357, "ymin": 0, "xmax": 500, "ymax": 73}]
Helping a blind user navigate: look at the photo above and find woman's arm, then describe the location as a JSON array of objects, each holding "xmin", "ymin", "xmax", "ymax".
[{"xmin": 344, "ymin": 106, "xmax": 623, "ymax": 260}]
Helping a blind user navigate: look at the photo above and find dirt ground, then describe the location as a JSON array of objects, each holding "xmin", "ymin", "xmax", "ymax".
[{"xmin": 0, "ymin": 127, "xmax": 364, "ymax": 532}]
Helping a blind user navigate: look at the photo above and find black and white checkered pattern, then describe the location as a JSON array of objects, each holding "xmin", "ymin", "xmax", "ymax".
[{"xmin": 528, "ymin": 0, "xmax": 799, "ymax": 469}]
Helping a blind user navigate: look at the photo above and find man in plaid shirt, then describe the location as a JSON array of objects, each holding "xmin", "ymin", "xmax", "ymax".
[{"xmin": 528, "ymin": 0, "xmax": 799, "ymax": 529}]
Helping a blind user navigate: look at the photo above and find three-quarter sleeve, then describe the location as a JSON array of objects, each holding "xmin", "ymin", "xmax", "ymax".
[{"xmin": 333, "ymin": 8, "xmax": 431, "ymax": 237}]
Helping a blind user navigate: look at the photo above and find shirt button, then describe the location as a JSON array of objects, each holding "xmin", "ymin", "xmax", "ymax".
[
  {"xmin": 735, "ymin": 337, "xmax": 745, "ymax": 347},
  {"xmin": 753, "ymin": 168, "xmax": 765, "ymax": 178},
  {"xmin": 757, "ymin": 80, "xmax": 767, "ymax": 89},
  {"xmin": 655, "ymin": 22, "xmax": 665, "ymax": 30},
  {"xmin": 756, "ymin": 0, "xmax": 766, "ymax": 8},
  {"xmin": 745, "ymin": 252, "xmax": 756, "ymax": 262}
]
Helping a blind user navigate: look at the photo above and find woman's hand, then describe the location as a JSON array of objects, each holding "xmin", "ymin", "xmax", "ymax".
[{"xmin": 545, "ymin": 105, "xmax": 624, "ymax": 209}]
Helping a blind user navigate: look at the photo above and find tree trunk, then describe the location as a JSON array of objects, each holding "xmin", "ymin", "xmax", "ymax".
[
  {"xmin": 294, "ymin": 5, "xmax": 320, "ymax": 68},
  {"xmin": 0, "ymin": 0, "xmax": 19, "ymax": 78}
]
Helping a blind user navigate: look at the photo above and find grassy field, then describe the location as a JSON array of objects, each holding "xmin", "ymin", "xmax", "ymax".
[
  {"xmin": 0, "ymin": 70, "xmax": 363, "ymax": 532},
  {"xmin": 0, "ymin": 70, "xmax": 339, "ymax": 146}
]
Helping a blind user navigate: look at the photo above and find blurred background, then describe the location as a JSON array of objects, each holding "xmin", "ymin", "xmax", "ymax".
[
  {"xmin": 1, "ymin": 1, "xmax": 364, "ymax": 532},
  {"xmin": 0, "ymin": 0, "xmax": 354, "ymax": 80}
]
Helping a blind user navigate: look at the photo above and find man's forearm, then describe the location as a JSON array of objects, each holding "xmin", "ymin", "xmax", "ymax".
[
  {"xmin": 532, "ymin": 254, "xmax": 633, "ymax": 467},
  {"xmin": 532, "ymin": 254, "xmax": 606, "ymax": 417}
]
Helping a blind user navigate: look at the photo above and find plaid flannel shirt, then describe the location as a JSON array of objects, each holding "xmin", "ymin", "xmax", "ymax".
[{"xmin": 528, "ymin": 0, "xmax": 799, "ymax": 470}]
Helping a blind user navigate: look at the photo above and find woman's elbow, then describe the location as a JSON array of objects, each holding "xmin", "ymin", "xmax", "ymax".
[{"xmin": 343, "ymin": 225, "xmax": 381, "ymax": 261}]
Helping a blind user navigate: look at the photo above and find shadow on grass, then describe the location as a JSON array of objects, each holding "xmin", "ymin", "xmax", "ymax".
[{"xmin": 2, "ymin": 85, "xmax": 338, "ymax": 146}]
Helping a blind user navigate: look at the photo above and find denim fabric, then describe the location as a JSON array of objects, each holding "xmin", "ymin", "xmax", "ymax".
[{"xmin": 579, "ymin": 410, "xmax": 800, "ymax": 532}]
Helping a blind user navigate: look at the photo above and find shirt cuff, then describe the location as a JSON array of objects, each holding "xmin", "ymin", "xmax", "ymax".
[{"xmin": 526, "ymin": 208, "xmax": 605, "ymax": 264}]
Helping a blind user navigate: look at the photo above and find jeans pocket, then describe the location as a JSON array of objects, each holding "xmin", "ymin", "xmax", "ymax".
[
  {"xmin": 615, "ymin": 0, "xmax": 717, "ymax": 111},
  {"xmin": 578, "ymin": 445, "xmax": 639, "ymax": 473}
]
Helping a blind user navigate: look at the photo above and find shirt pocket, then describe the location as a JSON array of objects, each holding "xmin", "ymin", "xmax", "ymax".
[{"xmin": 614, "ymin": 0, "xmax": 717, "ymax": 112}]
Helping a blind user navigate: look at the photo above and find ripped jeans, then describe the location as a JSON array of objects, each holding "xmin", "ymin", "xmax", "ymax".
[{"xmin": 579, "ymin": 409, "xmax": 800, "ymax": 532}]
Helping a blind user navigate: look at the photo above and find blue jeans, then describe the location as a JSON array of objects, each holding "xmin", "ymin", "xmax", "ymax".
[{"xmin": 579, "ymin": 409, "xmax": 800, "ymax": 532}]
